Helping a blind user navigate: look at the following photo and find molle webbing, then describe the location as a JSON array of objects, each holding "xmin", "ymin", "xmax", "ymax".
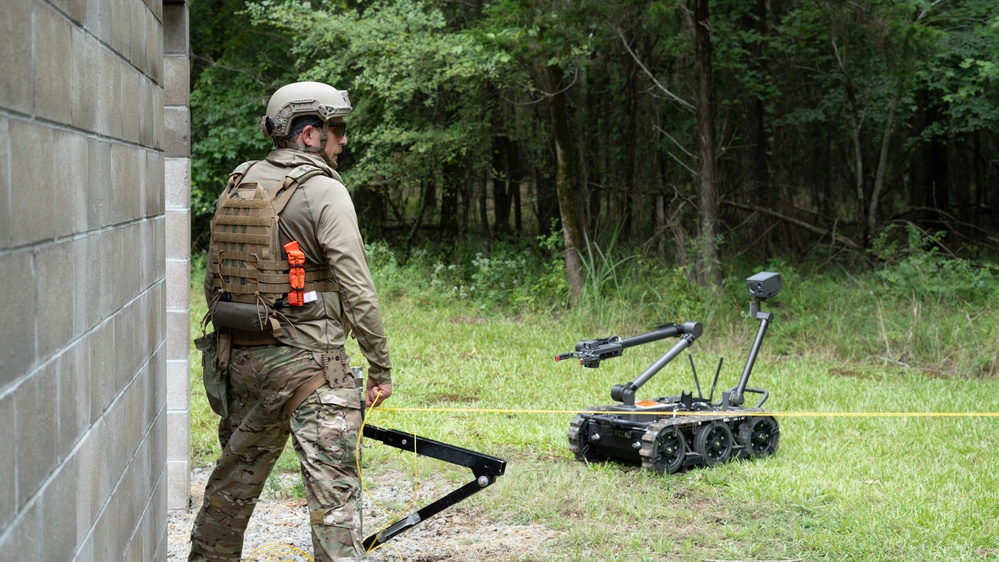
[{"xmin": 209, "ymin": 163, "xmax": 336, "ymax": 307}]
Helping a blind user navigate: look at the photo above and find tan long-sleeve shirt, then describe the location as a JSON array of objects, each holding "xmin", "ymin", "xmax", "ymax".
[{"xmin": 205, "ymin": 149, "xmax": 391, "ymax": 384}]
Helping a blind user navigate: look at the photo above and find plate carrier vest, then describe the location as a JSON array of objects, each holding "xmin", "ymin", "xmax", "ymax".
[{"xmin": 207, "ymin": 161, "xmax": 339, "ymax": 344}]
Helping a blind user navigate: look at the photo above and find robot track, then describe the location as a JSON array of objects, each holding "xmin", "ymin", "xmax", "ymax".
[{"xmin": 569, "ymin": 410, "xmax": 780, "ymax": 475}]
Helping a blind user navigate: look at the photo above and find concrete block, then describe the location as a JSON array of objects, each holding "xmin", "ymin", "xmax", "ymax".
[
  {"xmin": 152, "ymin": 399, "xmax": 168, "ymax": 477},
  {"xmin": 89, "ymin": 320, "xmax": 116, "ymax": 419},
  {"xmin": 84, "ymin": 0, "xmax": 111, "ymax": 43},
  {"xmin": 129, "ymin": 0, "xmax": 146, "ymax": 72},
  {"xmin": 76, "ymin": 535, "xmax": 95, "ymax": 562},
  {"xmin": 123, "ymin": 518, "xmax": 146, "ymax": 562},
  {"xmin": 163, "ymin": 4, "xmax": 189, "ymax": 56},
  {"xmin": 165, "ymin": 157, "xmax": 191, "ymax": 210},
  {"xmin": 113, "ymin": 302, "xmax": 138, "ymax": 392},
  {"xmin": 0, "ymin": 251, "xmax": 36, "ymax": 390},
  {"xmin": 0, "ymin": 394, "xmax": 14, "ymax": 530},
  {"xmin": 156, "ymin": 214, "xmax": 168, "ymax": 280},
  {"xmin": 75, "ymin": 422, "xmax": 105, "ymax": 538},
  {"xmin": 164, "ymin": 56, "xmax": 190, "ymax": 106},
  {"xmin": 96, "ymin": 229, "xmax": 117, "ymax": 316},
  {"xmin": 73, "ymin": 234, "xmax": 101, "ymax": 335},
  {"xmin": 166, "ymin": 359, "xmax": 190, "ymax": 412},
  {"xmin": 93, "ymin": 491, "xmax": 118, "ymax": 562},
  {"xmin": 58, "ymin": 339, "xmax": 91, "ymax": 457},
  {"xmin": 110, "ymin": 0, "xmax": 129, "ymax": 59},
  {"xmin": 112, "ymin": 143, "xmax": 143, "ymax": 225},
  {"xmin": 0, "ymin": 0, "xmax": 32, "ymax": 114},
  {"xmin": 10, "ymin": 120, "xmax": 55, "ymax": 246},
  {"xmin": 100, "ymin": 52, "xmax": 123, "ymax": 139},
  {"xmin": 149, "ymin": 348, "xmax": 166, "ymax": 427},
  {"xmin": 54, "ymin": 126, "xmax": 88, "ymax": 229},
  {"xmin": 148, "ymin": 467, "xmax": 168, "ymax": 561},
  {"xmin": 146, "ymin": 148, "xmax": 165, "ymax": 217},
  {"xmin": 166, "ymin": 309, "xmax": 190, "ymax": 362},
  {"xmin": 164, "ymin": 106, "xmax": 190, "ymax": 157},
  {"xmin": 42, "ymin": 458, "xmax": 79, "ymax": 562},
  {"xmin": 137, "ymin": 222, "xmax": 151, "ymax": 293},
  {"xmin": 72, "ymin": 28, "xmax": 100, "ymax": 132},
  {"xmin": 34, "ymin": 3, "xmax": 73, "ymax": 124},
  {"xmin": 117, "ymin": 461, "xmax": 143, "ymax": 556},
  {"xmin": 122, "ymin": 373, "xmax": 145, "ymax": 463},
  {"xmin": 51, "ymin": 0, "xmax": 86, "ymax": 24},
  {"xmin": 166, "ymin": 208, "xmax": 191, "ymax": 260},
  {"xmin": 138, "ymin": 221, "xmax": 156, "ymax": 292},
  {"xmin": 166, "ymin": 259, "xmax": 190, "ymax": 311},
  {"xmin": 153, "ymin": 84, "xmax": 165, "ymax": 151},
  {"xmin": 16, "ymin": 363, "xmax": 59, "ymax": 511},
  {"xmin": 54, "ymin": 129, "xmax": 89, "ymax": 237},
  {"xmin": 101, "ymin": 393, "xmax": 127, "ymax": 481},
  {"xmin": 87, "ymin": 138, "xmax": 113, "ymax": 230},
  {"xmin": 139, "ymin": 79, "xmax": 159, "ymax": 150},
  {"xmin": 118, "ymin": 223, "xmax": 142, "ymax": 301},
  {"xmin": 166, "ymin": 409, "xmax": 191, "ymax": 462},
  {"xmin": 0, "ymin": 116, "xmax": 9, "ymax": 248},
  {"xmin": 121, "ymin": 70, "xmax": 141, "ymax": 144},
  {"xmin": 0, "ymin": 501, "xmax": 41, "ymax": 562},
  {"xmin": 166, "ymin": 459, "xmax": 190, "ymax": 511},
  {"xmin": 139, "ymin": 355, "xmax": 153, "ymax": 430},
  {"xmin": 145, "ymin": 0, "xmax": 162, "ymax": 22},
  {"xmin": 149, "ymin": 284, "xmax": 166, "ymax": 360},
  {"xmin": 35, "ymin": 240, "xmax": 75, "ymax": 361},
  {"xmin": 146, "ymin": 9, "xmax": 164, "ymax": 85}
]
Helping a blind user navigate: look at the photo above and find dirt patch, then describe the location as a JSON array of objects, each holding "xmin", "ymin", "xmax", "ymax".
[{"xmin": 168, "ymin": 468, "xmax": 558, "ymax": 561}]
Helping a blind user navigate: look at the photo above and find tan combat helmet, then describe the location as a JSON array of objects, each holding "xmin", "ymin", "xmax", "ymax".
[{"xmin": 261, "ymin": 82, "xmax": 352, "ymax": 164}]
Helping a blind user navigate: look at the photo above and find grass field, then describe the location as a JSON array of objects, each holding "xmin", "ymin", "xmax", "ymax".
[{"xmin": 189, "ymin": 252, "xmax": 999, "ymax": 561}]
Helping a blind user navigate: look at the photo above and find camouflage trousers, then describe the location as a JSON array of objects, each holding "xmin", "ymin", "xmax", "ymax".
[{"xmin": 189, "ymin": 344, "xmax": 365, "ymax": 561}]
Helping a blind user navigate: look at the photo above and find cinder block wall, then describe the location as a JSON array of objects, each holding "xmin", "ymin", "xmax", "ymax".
[
  {"xmin": 164, "ymin": 0, "xmax": 193, "ymax": 512},
  {"xmin": 0, "ymin": 0, "xmax": 189, "ymax": 558}
]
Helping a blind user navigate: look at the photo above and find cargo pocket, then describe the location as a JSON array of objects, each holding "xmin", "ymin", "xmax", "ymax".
[
  {"xmin": 310, "ymin": 397, "xmax": 363, "ymax": 464},
  {"xmin": 309, "ymin": 502, "xmax": 365, "ymax": 559}
]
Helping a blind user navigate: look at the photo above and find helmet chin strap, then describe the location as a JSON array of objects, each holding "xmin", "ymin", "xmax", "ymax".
[
  {"xmin": 318, "ymin": 122, "xmax": 336, "ymax": 168},
  {"xmin": 302, "ymin": 122, "xmax": 335, "ymax": 168}
]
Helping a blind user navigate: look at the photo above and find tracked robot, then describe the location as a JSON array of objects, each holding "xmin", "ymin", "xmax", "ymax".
[{"xmin": 557, "ymin": 272, "xmax": 783, "ymax": 475}]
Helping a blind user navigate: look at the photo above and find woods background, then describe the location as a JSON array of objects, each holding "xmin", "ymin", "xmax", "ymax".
[{"xmin": 188, "ymin": 0, "xmax": 999, "ymax": 294}]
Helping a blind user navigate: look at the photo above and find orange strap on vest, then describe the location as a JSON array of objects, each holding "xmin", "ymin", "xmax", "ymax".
[{"xmin": 285, "ymin": 240, "xmax": 306, "ymax": 306}]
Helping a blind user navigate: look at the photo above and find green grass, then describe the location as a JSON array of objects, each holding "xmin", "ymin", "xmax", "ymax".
[{"xmin": 189, "ymin": 247, "xmax": 999, "ymax": 561}]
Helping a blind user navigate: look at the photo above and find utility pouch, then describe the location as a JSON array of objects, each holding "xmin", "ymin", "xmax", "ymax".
[
  {"xmin": 314, "ymin": 351, "xmax": 354, "ymax": 390},
  {"xmin": 211, "ymin": 300, "xmax": 274, "ymax": 332},
  {"xmin": 283, "ymin": 351, "xmax": 356, "ymax": 418},
  {"xmin": 194, "ymin": 331, "xmax": 230, "ymax": 418}
]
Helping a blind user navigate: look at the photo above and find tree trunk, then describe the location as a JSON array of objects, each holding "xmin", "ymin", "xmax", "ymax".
[
  {"xmin": 835, "ymin": 40, "xmax": 868, "ymax": 245},
  {"xmin": 440, "ymin": 163, "xmax": 459, "ymax": 247},
  {"xmin": 681, "ymin": 0, "xmax": 722, "ymax": 289},
  {"xmin": 492, "ymin": 135, "xmax": 513, "ymax": 237},
  {"xmin": 479, "ymin": 170, "xmax": 491, "ymax": 248},
  {"xmin": 547, "ymin": 64, "xmax": 586, "ymax": 302},
  {"xmin": 739, "ymin": 0, "xmax": 770, "ymax": 258},
  {"xmin": 868, "ymin": 83, "xmax": 902, "ymax": 236}
]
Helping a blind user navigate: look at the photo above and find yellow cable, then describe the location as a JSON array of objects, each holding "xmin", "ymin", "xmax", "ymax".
[
  {"xmin": 377, "ymin": 406, "xmax": 999, "ymax": 418},
  {"xmin": 357, "ymin": 388, "xmax": 423, "ymax": 556}
]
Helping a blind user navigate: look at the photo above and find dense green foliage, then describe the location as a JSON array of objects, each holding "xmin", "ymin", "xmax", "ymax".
[{"xmin": 189, "ymin": 0, "xmax": 999, "ymax": 273}]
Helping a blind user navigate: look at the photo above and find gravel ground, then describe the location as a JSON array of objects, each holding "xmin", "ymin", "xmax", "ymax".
[{"xmin": 168, "ymin": 467, "xmax": 558, "ymax": 561}]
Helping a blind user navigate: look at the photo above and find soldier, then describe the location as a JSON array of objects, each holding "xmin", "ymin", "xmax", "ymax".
[{"xmin": 190, "ymin": 81, "xmax": 393, "ymax": 561}]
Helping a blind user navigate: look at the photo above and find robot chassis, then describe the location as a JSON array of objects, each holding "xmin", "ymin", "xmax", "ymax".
[{"xmin": 557, "ymin": 272, "xmax": 783, "ymax": 475}]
